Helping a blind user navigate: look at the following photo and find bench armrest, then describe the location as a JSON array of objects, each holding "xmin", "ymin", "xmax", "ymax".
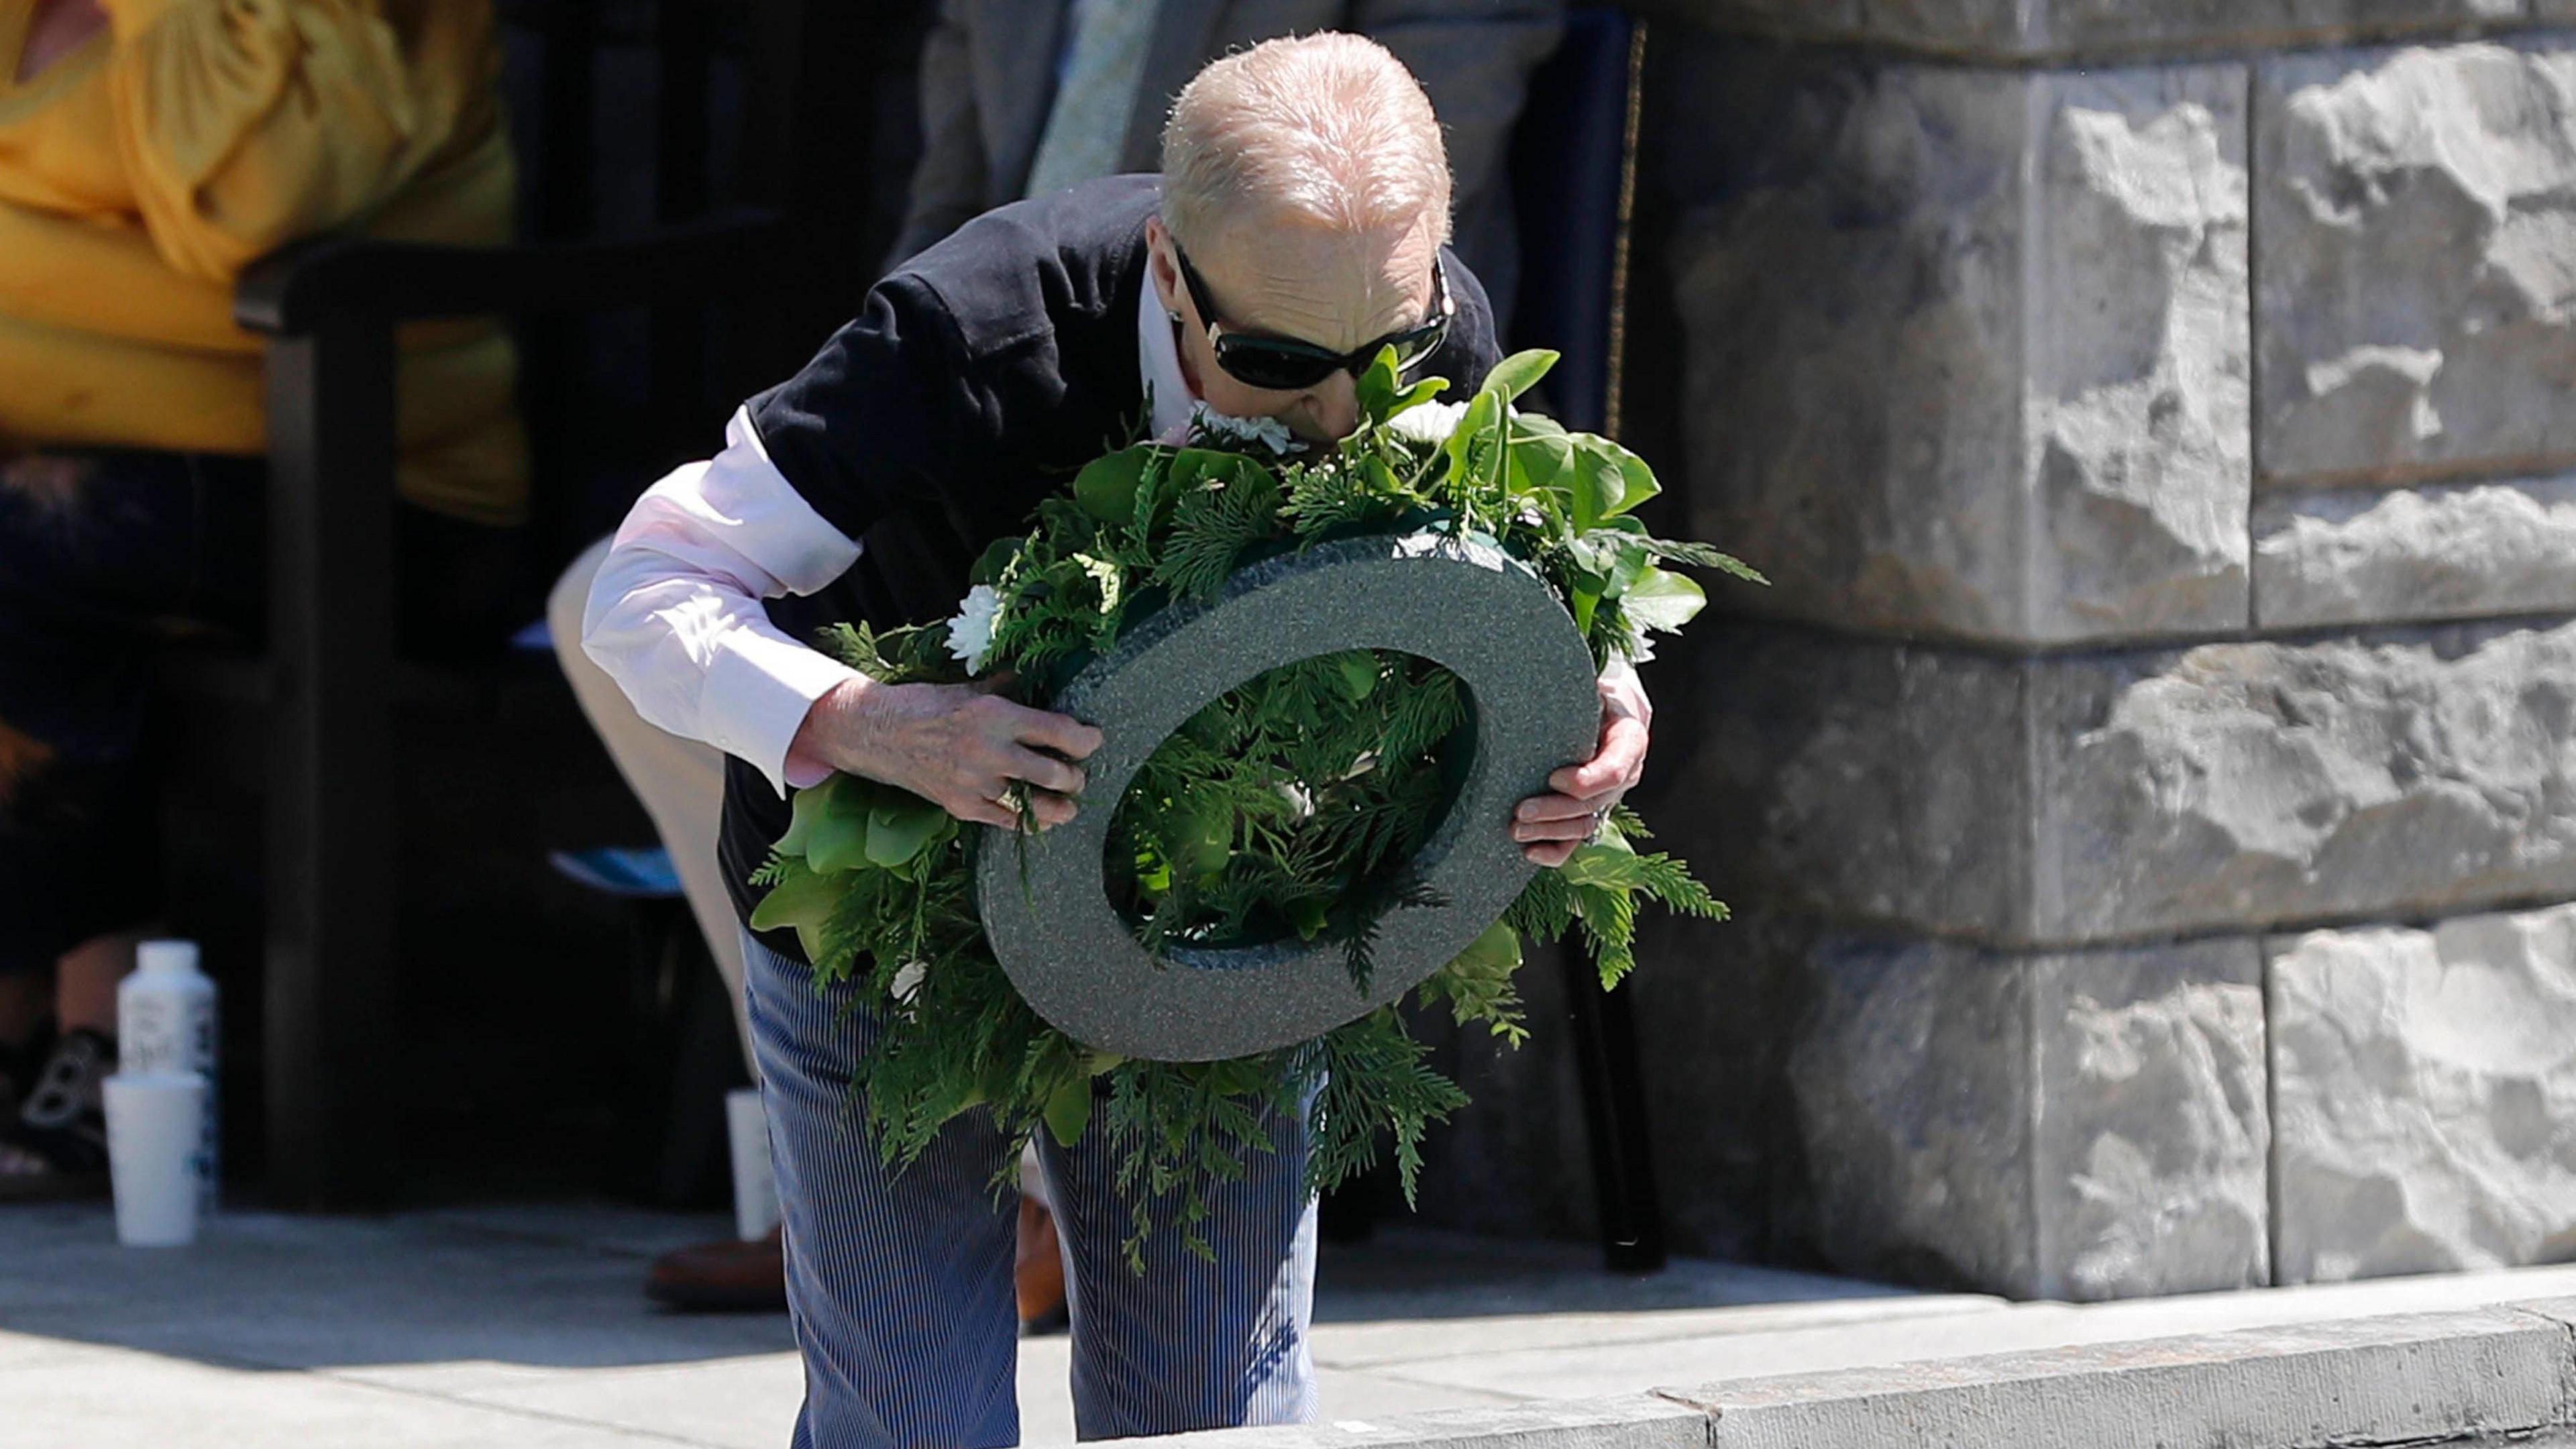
[{"xmin": 234, "ymin": 208, "xmax": 790, "ymax": 335}]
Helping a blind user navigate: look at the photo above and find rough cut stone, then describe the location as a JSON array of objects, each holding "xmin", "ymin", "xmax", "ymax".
[
  {"xmin": 1670, "ymin": 629, "xmax": 2031, "ymax": 943},
  {"xmin": 2253, "ymin": 476, "xmax": 2576, "ymax": 627},
  {"xmin": 1663, "ymin": 45, "xmax": 2248, "ymax": 645},
  {"xmin": 1672, "ymin": 617, "xmax": 2576, "ymax": 945},
  {"xmin": 2257, "ymin": 40, "xmax": 2576, "ymax": 487},
  {"xmin": 976, "ymin": 532, "xmax": 1599, "ymax": 1062},
  {"xmin": 2037, "ymin": 621, "xmax": 2576, "ymax": 941},
  {"xmin": 2030, "ymin": 947, "xmax": 2272, "ymax": 1299},
  {"xmin": 2269, "ymin": 904, "xmax": 2576, "ymax": 1283},
  {"xmin": 1678, "ymin": 0, "xmax": 2531, "ymax": 60},
  {"xmin": 1789, "ymin": 935, "xmax": 2268, "ymax": 1299}
]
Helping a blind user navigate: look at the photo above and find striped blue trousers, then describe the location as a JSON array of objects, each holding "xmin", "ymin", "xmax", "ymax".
[{"xmin": 742, "ymin": 929, "xmax": 1321, "ymax": 1448}]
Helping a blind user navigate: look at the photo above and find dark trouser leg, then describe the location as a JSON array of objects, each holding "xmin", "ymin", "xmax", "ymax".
[
  {"xmin": 0, "ymin": 444, "xmax": 527, "ymax": 983},
  {"xmin": 0, "ymin": 449, "xmax": 262, "ymax": 981}
]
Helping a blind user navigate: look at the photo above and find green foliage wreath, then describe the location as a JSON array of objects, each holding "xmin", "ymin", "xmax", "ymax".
[{"xmin": 749, "ymin": 349, "xmax": 1762, "ymax": 1265}]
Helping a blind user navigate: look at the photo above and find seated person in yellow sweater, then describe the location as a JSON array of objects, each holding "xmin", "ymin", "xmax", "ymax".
[{"xmin": 0, "ymin": 0, "xmax": 522, "ymax": 1195}]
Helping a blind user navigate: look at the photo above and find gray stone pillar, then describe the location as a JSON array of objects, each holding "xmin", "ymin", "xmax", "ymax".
[{"xmin": 1614, "ymin": 3, "xmax": 2576, "ymax": 1298}]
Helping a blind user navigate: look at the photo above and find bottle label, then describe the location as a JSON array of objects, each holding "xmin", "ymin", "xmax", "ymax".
[{"xmin": 121, "ymin": 988, "xmax": 219, "ymax": 1210}]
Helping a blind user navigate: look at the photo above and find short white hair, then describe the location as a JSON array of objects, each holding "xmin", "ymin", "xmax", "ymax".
[{"xmin": 1159, "ymin": 33, "xmax": 1453, "ymax": 254}]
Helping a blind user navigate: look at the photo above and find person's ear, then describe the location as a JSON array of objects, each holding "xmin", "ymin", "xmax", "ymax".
[{"xmin": 1144, "ymin": 217, "xmax": 1185, "ymax": 321}]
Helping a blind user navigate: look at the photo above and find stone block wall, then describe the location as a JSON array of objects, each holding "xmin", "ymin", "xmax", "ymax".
[{"xmin": 1517, "ymin": 3, "xmax": 2576, "ymax": 1299}]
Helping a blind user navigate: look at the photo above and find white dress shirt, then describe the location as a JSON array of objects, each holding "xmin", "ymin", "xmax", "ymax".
[{"xmin": 582, "ymin": 279, "xmax": 1199, "ymax": 794}]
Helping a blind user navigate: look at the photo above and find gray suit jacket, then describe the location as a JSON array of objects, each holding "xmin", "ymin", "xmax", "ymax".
[{"xmin": 890, "ymin": 0, "xmax": 1563, "ymax": 326}]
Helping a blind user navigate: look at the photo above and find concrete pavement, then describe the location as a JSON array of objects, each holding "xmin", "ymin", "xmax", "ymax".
[{"xmin": 9, "ymin": 1199, "xmax": 2576, "ymax": 1446}]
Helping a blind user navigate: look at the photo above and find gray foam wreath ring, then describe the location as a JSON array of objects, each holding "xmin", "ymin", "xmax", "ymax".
[{"xmin": 974, "ymin": 530, "xmax": 1603, "ymax": 1061}]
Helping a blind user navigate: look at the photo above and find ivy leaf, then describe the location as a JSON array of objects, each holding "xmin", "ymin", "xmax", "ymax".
[
  {"xmin": 1169, "ymin": 784, "xmax": 1234, "ymax": 881},
  {"xmin": 1332, "ymin": 650, "xmax": 1379, "ymax": 702},
  {"xmin": 1557, "ymin": 837, "xmax": 1644, "ymax": 892},
  {"xmin": 1483, "ymin": 350, "xmax": 1559, "ymax": 403},
  {"xmin": 1509, "ymin": 427, "xmax": 1576, "ymax": 504},
  {"xmin": 1287, "ymin": 895, "xmax": 1331, "ymax": 940},
  {"xmin": 1166, "ymin": 448, "xmax": 1224, "ymax": 488},
  {"xmin": 1570, "ymin": 443, "xmax": 1626, "ymax": 533},
  {"xmin": 865, "ymin": 789, "xmax": 948, "ymax": 868},
  {"xmin": 1452, "ymin": 919, "xmax": 1521, "ymax": 980},
  {"xmin": 1570, "ymin": 586, "xmax": 1601, "ymax": 637},
  {"xmin": 1441, "ymin": 390, "xmax": 1502, "ymax": 493},
  {"xmin": 1609, "ymin": 444, "xmax": 1661, "ymax": 517},
  {"xmin": 747, "ymin": 857, "xmax": 836, "ymax": 934},
  {"xmin": 1043, "ymin": 1075, "xmax": 1093, "ymax": 1148},
  {"xmin": 775, "ymin": 780, "xmax": 835, "ymax": 857},
  {"xmin": 804, "ymin": 776, "xmax": 877, "ymax": 875},
  {"xmin": 1075, "ymin": 445, "xmax": 1155, "ymax": 525},
  {"xmin": 1623, "ymin": 567, "xmax": 1708, "ymax": 633},
  {"xmin": 1356, "ymin": 345, "xmax": 1403, "ymax": 421},
  {"xmin": 1605, "ymin": 541, "xmax": 1652, "ymax": 598},
  {"xmin": 969, "ymin": 535, "xmax": 1022, "ymax": 587},
  {"xmin": 1387, "ymin": 375, "xmax": 1449, "ymax": 415}
]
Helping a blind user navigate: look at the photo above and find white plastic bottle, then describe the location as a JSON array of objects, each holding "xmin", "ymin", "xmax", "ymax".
[{"xmin": 119, "ymin": 941, "xmax": 219, "ymax": 1211}]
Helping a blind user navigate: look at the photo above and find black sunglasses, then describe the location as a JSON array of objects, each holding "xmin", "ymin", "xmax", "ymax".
[{"xmin": 1172, "ymin": 242, "xmax": 1454, "ymax": 393}]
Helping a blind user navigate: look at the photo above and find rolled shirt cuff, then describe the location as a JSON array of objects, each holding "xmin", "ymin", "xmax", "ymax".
[
  {"xmin": 701, "ymin": 628, "xmax": 863, "ymax": 797},
  {"xmin": 1600, "ymin": 654, "xmax": 1651, "ymax": 726}
]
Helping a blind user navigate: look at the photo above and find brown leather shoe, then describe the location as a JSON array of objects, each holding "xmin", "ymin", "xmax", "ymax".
[
  {"xmin": 643, "ymin": 1207, "xmax": 1073, "ymax": 1324},
  {"xmin": 645, "ymin": 1224, "xmax": 786, "ymax": 1313},
  {"xmin": 1017, "ymin": 1197, "xmax": 1068, "ymax": 1334}
]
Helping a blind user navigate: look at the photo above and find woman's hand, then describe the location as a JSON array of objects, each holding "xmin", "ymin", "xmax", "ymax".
[
  {"xmin": 1512, "ymin": 663, "xmax": 1652, "ymax": 868},
  {"xmin": 792, "ymin": 676, "xmax": 1104, "ymax": 831}
]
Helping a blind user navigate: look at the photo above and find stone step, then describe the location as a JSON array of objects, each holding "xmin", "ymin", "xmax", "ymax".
[{"xmin": 1137, "ymin": 1294, "xmax": 2576, "ymax": 1449}]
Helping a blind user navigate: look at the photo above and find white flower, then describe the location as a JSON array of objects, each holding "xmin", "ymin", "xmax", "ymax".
[
  {"xmin": 945, "ymin": 584, "xmax": 1002, "ymax": 674},
  {"xmin": 1384, "ymin": 400, "xmax": 1470, "ymax": 447},
  {"xmin": 890, "ymin": 961, "xmax": 927, "ymax": 1004},
  {"xmin": 1189, "ymin": 400, "xmax": 1297, "ymax": 455}
]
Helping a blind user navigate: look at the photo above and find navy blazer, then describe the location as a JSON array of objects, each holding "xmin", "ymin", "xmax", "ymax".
[{"xmin": 722, "ymin": 174, "xmax": 1503, "ymax": 938}]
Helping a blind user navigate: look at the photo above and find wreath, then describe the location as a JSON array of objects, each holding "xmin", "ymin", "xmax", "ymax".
[{"xmin": 749, "ymin": 349, "xmax": 1762, "ymax": 1264}]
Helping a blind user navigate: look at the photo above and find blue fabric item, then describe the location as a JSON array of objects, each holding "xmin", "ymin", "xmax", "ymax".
[
  {"xmin": 546, "ymin": 847, "xmax": 686, "ymax": 899},
  {"xmin": 741, "ymin": 928, "xmax": 1320, "ymax": 1448},
  {"xmin": 1505, "ymin": 6, "xmax": 1634, "ymax": 434}
]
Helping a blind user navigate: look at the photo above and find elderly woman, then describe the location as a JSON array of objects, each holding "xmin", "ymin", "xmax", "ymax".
[{"xmin": 585, "ymin": 34, "xmax": 1650, "ymax": 1448}]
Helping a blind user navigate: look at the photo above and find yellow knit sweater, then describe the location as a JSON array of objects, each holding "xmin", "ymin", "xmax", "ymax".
[{"xmin": 0, "ymin": 0, "xmax": 525, "ymax": 524}]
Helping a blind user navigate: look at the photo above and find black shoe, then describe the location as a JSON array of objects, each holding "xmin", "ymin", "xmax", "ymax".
[{"xmin": 0, "ymin": 1027, "xmax": 113, "ymax": 1201}]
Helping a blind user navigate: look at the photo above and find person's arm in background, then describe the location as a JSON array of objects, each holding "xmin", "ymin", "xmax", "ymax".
[
  {"xmin": 1354, "ymin": 0, "xmax": 1565, "ymax": 331},
  {"xmin": 93, "ymin": 0, "xmax": 488, "ymax": 280},
  {"xmin": 885, "ymin": 0, "xmax": 991, "ymax": 271}
]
